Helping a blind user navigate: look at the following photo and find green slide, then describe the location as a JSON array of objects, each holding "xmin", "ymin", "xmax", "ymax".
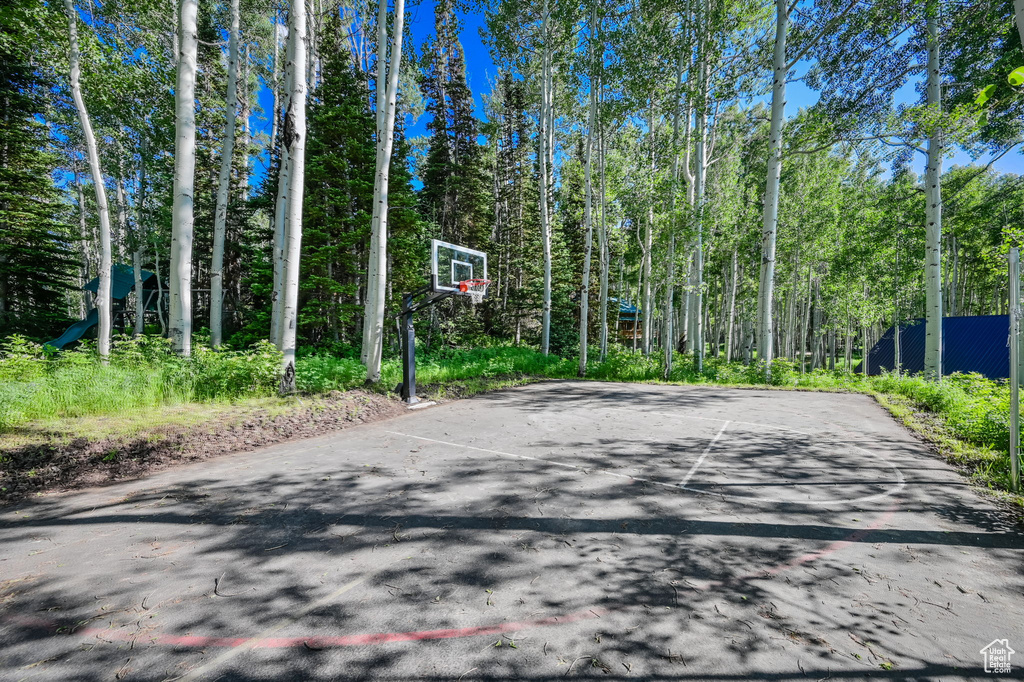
[{"xmin": 45, "ymin": 308, "xmax": 99, "ymax": 350}]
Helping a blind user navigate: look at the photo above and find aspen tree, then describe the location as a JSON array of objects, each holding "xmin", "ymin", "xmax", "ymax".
[
  {"xmin": 271, "ymin": 17, "xmax": 292, "ymax": 347},
  {"xmin": 362, "ymin": 0, "xmax": 406, "ymax": 381},
  {"xmin": 579, "ymin": 0, "xmax": 597, "ymax": 376},
  {"xmin": 539, "ymin": 0, "xmax": 553, "ymax": 355},
  {"xmin": 65, "ymin": 0, "xmax": 112, "ymax": 361},
  {"xmin": 922, "ymin": 0, "xmax": 943, "ymax": 379},
  {"xmin": 664, "ymin": 51, "xmax": 684, "ymax": 377},
  {"xmin": 641, "ymin": 104, "xmax": 654, "ymax": 356},
  {"xmin": 211, "ymin": 0, "xmax": 240, "ymax": 347},
  {"xmin": 755, "ymin": 0, "xmax": 788, "ymax": 375},
  {"xmin": 169, "ymin": 0, "xmax": 199, "ymax": 356},
  {"xmin": 279, "ymin": 0, "xmax": 308, "ymax": 392},
  {"xmin": 598, "ymin": 111, "xmax": 609, "ymax": 362}
]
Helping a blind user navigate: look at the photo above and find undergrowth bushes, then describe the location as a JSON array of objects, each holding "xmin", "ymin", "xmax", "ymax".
[
  {"xmin": 0, "ymin": 335, "xmax": 282, "ymax": 429},
  {"xmin": 0, "ymin": 335, "xmax": 1014, "ymax": 492}
]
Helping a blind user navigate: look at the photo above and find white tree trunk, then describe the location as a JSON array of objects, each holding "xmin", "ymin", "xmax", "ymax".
[
  {"xmin": 113, "ymin": 157, "xmax": 130, "ymax": 331},
  {"xmin": 210, "ymin": 0, "xmax": 240, "ymax": 347},
  {"xmin": 681, "ymin": 257, "xmax": 690, "ymax": 352},
  {"xmin": 578, "ymin": 4, "xmax": 597, "ymax": 376},
  {"xmin": 598, "ymin": 116, "xmax": 609, "ymax": 362},
  {"xmin": 271, "ymin": 17, "xmax": 293, "ymax": 348},
  {"xmin": 949, "ymin": 235, "xmax": 958, "ymax": 315},
  {"xmin": 726, "ymin": 249, "xmax": 738, "ymax": 362},
  {"xmin": 361, "ymin": 0, "xmax": 387, "ymax": 368},
  {"xmin": 65, "ymin": 0, "xmax": 112, "ymax": 360},
  {"xmin": 756, "ymin": 0, "xmax": 789, "ymax": 376},
  {"xmin": 131, "ymin": 246, "xmax": 144, "ymax": 333},
  {"xmin": 641, "ymin": 104, "xmax": 654, "ymax": 356},
  {"xmin": 74, "ymin": 168, "xmax": 91, "ymax": 316},
  {"xmin": 132, "ymin": 136, "xmax": 149, "ymax": 335},
  {"xmin": 693, "ymin": 68, "xmax": 709, "ymax": 373},
  {"xmin": 239, "ymin": 44, "xmax": 251, "ymax": 202},
  {"xmin": 169, "ymin": 0, "xmax": 199, "ymax": 356},
  {"xmin": 923, "ymin": 3, "xmax": 943, "ymax": 380},
  {"xmin": 279, "ymin": 0, "xmax": 309, "ymax": 392},
  {"xmin": 800, "ymin": 267, "xmax": 812, "ymax": 372},
  {"xmin": 539, "ymin": 0, "xmax": 552, "ymax": 356},
  {"xmin": 680, "ymin": 87, "xmax": 696, "ymax": 355},
  {"xmin": 114, "ymin": 166, "xmax": 144, "ymax": 337},
  {"xmin": 664, "ymin": 53, "xmax": 684, "ymax": 377},
  {"xmin": 361, "ymin": 0, "xmax": 406, "ymax": 382},
  {"xmin": 154, "ymin": 241, "xmax": 166, "ymax": 335},
  {"xmin": 267, "ymin": 18, "xmax": 280, "ymax": 341}
]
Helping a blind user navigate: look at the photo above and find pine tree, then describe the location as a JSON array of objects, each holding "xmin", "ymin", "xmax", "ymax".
[
  {"xmin": 419, "ymin": 0, "xmax": 491, "ymax": 247},
  {"xmin": 302, "ymin": 36, "xmax": 376, "ymax": 346},
  {"xmin": 0, "ymin": 0, "xmax": 78, "ymax": 339},
  {"xmin": 488, "ymin": 73, "xmax": 542, "ymax": 342}
]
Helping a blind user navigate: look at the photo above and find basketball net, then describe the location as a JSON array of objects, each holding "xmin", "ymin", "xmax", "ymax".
[{"xmin": 458, "ymin": 279, "xmax": 491, "ymax": 305}]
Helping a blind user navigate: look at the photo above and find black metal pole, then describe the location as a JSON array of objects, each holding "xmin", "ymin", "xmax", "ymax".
[{"xmin": 400, "ymin": 293, "xmax": 417, "ymax": 404}]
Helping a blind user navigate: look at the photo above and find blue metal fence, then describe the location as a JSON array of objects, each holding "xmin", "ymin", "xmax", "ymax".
[{"xmin": 863, "ymin": 315, "xmax": 1010, "ymax": 379}]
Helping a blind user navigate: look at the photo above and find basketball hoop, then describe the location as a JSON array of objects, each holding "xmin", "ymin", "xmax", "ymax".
[{"xmin": 458, "ymin": 279, "xmax": 491, "ymax": 305}]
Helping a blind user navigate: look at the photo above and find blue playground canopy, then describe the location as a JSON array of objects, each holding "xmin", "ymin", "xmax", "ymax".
[
  {"xmin": 863, "ymin": 315, "xmax": 1010, "ymax": 379},
  {"xmin": 83, "ymin": 264, "xmax": 155, "ymax": 300}
]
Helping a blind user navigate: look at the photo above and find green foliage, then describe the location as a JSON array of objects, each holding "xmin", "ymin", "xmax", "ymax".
[
  {"xmin": 294, "ymin": 354, "xmax": 366, "ymax": 393},
  {"xmin": 0, "ymin": 335, "xmax": 282, "ymax": 430},
  {"xmin": 0, "ymin": 0, "xmax": 78, "ymax": 339},
  {"xmin": 872, "ymin": 371, "xmax": 1009, "ymax": 452},
  {"xmin": 301, "ymin": 36, "xmax": 376, "ymax": 346}
]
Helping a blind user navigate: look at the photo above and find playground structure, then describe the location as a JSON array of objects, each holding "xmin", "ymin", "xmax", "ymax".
[{"xmin": 45, "ymin": 264, "xmax": 162, "ymax": 349}]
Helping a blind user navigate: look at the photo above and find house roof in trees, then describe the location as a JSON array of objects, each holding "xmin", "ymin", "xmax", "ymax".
[
  {"xmin": 609, "ymin": 297, "xmax": 642, "ymax": 320},
  {"xmin": 863, "ymin": 315, "xmax": 1011, "ymax": 379},
  {"xmin": 83, "ymin": 264, "xmax": 155, "ymax": 300}
]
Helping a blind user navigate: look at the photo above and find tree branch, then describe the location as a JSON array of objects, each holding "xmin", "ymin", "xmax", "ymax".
[
  {"xmin": 943, "ymin": 142, "xmax": 1024, "ymax": 203},
  {"xmin": 786, "ymin": 0, "xmax": 861, "ymax": 70},
  {"xmin": 791, "ymin": 134, "xmax": 926, "ymax": 156}
]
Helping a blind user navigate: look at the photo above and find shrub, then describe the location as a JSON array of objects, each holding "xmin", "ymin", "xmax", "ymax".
[
  {"xmin": 295, "ymin": 354, "xmax": 366, "ymax": 393},
  {"xmin": 0, "ymin": 335, "xmax": 284, "ymax": 431}
]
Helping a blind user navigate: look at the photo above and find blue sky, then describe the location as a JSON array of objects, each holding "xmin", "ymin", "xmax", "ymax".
[
  {"xmin": 254, "ymin": 1, "xmax": 1021, "ymax": 181},
  {"xmin": 403, "ymin": 1, "xmax": 493, "ymax": 136},
  {"xmin": 407, "ymin": 0, "xmax": 1023, "ymax": 177}
]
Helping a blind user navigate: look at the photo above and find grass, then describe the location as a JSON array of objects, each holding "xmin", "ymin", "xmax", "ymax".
[
  {"xmin": 0, "ymin": 397, "xmax": 299, "ymax": 450},
  {"xmin": 0, "ymin": 335, "xmax": 1019, "ymax": 504},
  {"xmin": 0, "ymin": 335, "xmax": 282, "ymax": 430}
]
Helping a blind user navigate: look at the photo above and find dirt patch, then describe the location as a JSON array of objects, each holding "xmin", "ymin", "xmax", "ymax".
[{"xmin": 0, "ymin": 390, "xmax": 406, "ymax": 507}]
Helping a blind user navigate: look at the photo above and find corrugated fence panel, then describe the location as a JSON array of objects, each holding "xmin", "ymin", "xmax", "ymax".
[{"xmin": 863, "ymin": 316, "xmax": 1010, "ymax": 379}]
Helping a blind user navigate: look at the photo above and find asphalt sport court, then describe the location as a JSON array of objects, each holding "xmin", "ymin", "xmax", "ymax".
[{"xmin": 2, "ymin": 381, "xmax": 1023, "ymax": 681}]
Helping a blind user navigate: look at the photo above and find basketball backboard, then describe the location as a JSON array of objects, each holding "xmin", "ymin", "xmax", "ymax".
[{"xmin": 431, "ymin": 239, "xmax": 487, "ymax": 295}]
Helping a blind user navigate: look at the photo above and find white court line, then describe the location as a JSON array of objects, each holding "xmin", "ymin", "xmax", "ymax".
[
  {"xmin": 384, "ymin": 430, "xmax": 906, "ymax": 506},
  {"xmin": 680, "ymin": 421, "xmax": 730, "ymax": 488}
]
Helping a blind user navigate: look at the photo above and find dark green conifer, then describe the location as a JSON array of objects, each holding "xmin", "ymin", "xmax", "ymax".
[{"xmin": 0, "ymin": 0, "xmax": 78, "ymax": 338}]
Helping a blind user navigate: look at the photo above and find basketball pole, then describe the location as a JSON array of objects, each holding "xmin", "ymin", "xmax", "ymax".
[
  {"xmin": 400, "ymin": 292, "xmax": 418, "ymax": 405},
  {"xmin": 397, "ymin": 284, "xmax": 458, "ymax": 405},
  {"xmin": 1010, "ymin": 247, "xmax": 1021, "ymax": 492}
]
